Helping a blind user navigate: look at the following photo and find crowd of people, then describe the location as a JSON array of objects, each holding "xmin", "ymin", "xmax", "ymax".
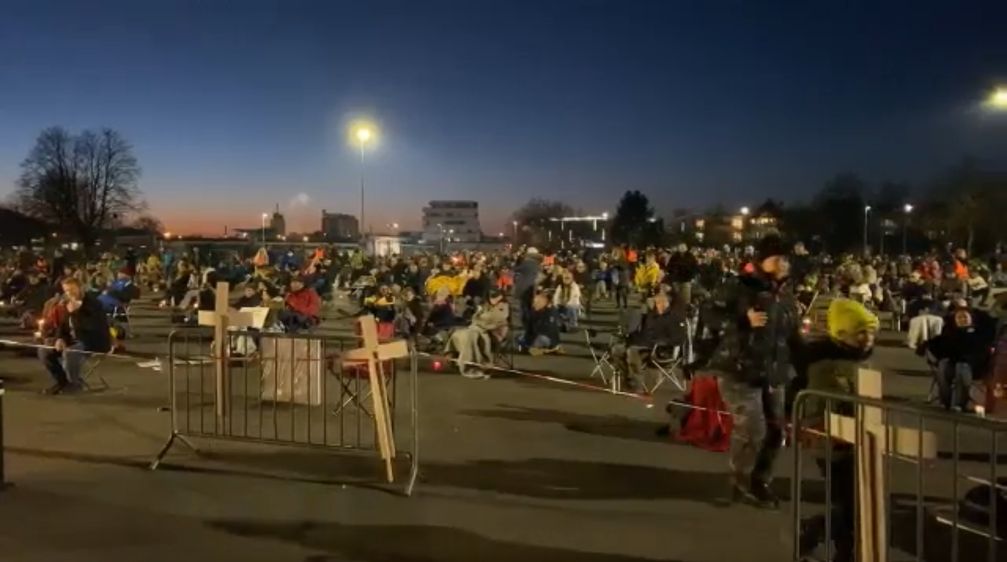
[{"xmin": 1, "ymin": 234, "xmax": 1005, "ymax": 556}]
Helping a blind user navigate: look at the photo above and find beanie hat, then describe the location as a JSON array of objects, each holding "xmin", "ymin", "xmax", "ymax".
[
  {"xmin": 755, "ymin": 233, "xmax": 788, "ymax": 262},
  {"xmin": 827, "ymin": 298, "xmax": 879, "ymax": 340}
]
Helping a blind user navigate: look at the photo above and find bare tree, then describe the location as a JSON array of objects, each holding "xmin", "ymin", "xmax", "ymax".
[
  {"xmin": 132, "ymin": 214, "xmax": 164, "ymax": 234},
  {"xmin": 16, "ymin": 126, "xmax": 143, "ymax": 248}
]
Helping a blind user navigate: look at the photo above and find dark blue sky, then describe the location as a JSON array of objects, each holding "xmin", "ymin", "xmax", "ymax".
[{"xmin": 2, "ymin": 0, "xmax": 1006, "ymax": 234}]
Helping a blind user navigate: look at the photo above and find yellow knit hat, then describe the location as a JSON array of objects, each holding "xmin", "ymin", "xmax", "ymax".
[{"xmin": 827, "ymin": 298, "xmax": 879, "ymax": 340}]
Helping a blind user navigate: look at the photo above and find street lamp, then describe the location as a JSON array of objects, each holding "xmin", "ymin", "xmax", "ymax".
[
  {"xmin": 863, "ymin": 205, "xmax": 871, "ymax": 256},
  {"xmin": 902, "ymin": 203, "xmax": 914, "ymax": 255},
  {"xmin": 261, "ymin": 212, "xmax": 269, "ymax": 244},
  {"xmin": 350, "ymin": 121, "xmax": 378, "ymax": 235},
  {"xmin": 987, "ymin": 87, "xmax": 1007, "ymax": 110},
  {"xmin": 740, "ymin": 206, "xmax": 750, "ymax": 216}
]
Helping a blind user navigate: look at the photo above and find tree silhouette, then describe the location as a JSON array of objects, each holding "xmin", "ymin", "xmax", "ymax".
[
  {"xmin": 16, "ymin": 127, "xmax": 143, "ymax": 249},
  {"xmin": 611, "ymin": 190, "xmax": 663, "ymax": 247}
]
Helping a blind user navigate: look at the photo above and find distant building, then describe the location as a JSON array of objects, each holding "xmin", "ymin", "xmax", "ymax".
[
  {"xmin": 270, "ymin": 204, "xmax": 286, "ymax": 236},
  {"xmin": 321, "ymin": 210, "xmax": 360, "ymax": 240},
  {"xmin": 422, "ymin": 200, "xmax": 481, "ymax": 243}
]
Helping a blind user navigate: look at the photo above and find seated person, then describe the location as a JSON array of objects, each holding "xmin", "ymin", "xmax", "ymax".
[
  {"xmin": 394, "ymin": 286, "xmax": 424, "ymax": 337},
  {"xmin": 234, "ymin": 284, "xmax": 264, "ymax": 308},
  {"xmin": 518, "ymin": 292, "xmax": 561, "ymax": 355},
  {"xmin": 552, "ymin": 271, "xmax": 582, "ymax": 330},
  {"xmin": 97, "ymin": 269, "xmax": 141, "ymax": 314},
  {"xmin": 280, "ymin": 276, "xmax": 321, "ymax": 332},
  {"xmin": 37, "ymin": 292, "xmax": 69, "ymax": 343},
  {"xmin": 422, "ymin": 288, "xmax": 464, "ymax": 334},
  {"xmin": 611, "ymin": 291, "xmax": 682, "ymax": 391},
  {"xmin": 2, "ymin": 268, "xmax": 27, "ymax": 303},
  {"xmin": 362, "ymin": 284, "xmax": 397, "ymax": 323},
  {"xmin": 923, "ymin": 304, "xmax": 996, "ymax": 411},
  {"xmin": 13, "ymin": 270, "xmax": 54, "ymax": 329},
  {"xmin": 38, "ymin": 277, "xmax": 111, "ymax": 395},
  {"xmin": 445, "ymin": 289, "xmax": 510, "ymax": 379}
]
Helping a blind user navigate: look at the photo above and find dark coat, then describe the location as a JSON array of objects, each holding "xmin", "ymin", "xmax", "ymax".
[
  {"xmin": 695, "ymin": 272, "xmax": 803, "ymax": 386},
  {"xmin": 527, "ymin": 306, "xmax": 560, "ymax": 346},
  {"xmin": 629, "ymin": 308, "xmax": 688, "ymax": 349},
  {"xmin": 58, "ymin": 294, "xmax": 111, "ymax": 353}
]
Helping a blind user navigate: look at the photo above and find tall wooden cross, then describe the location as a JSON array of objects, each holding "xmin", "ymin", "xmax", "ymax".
[
  {"xmin": 342, "ymin": 315, "xmax": 409, "ymax": 483},
  {"xmin": 825, "ymin": 368, "xmax": 938, "ymax": 562},
  {"xmin": 198, "ymin": 282, "xmax": 256, "ymax": 428}
]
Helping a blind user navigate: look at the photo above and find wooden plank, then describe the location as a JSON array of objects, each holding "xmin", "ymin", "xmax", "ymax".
[
  {"xmin": 828, "ymin": 414, "xmax": 938, "ymax": 459},
  {"xmin": 213, "ymin": 282, "xmax": 230, "ymax": 426},
  {"xmin": 342, "ymin": 340, "xmax": 409, "ymax": 363},
  {"xmin": 858, "ymin": 430, "xmax": 887, "ymax": 562}
]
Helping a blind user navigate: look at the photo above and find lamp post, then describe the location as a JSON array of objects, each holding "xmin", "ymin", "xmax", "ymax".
[
  {"xmin": 261, "ymin": 212, "xmax": 269, "ymax": 245},
  {"xmin": 512, "ymin": 220, "xmax": 518, "ymax": 243},
  {"xmin": 902, "ymin": 203, "xmax": 913, "ymax": 255},
  {"xmin": 863, "ymin": 205, "xmax": 871, "ymax": 256},
  {"xmin": 353, "ymin": 125, "xmax": 374, "ymax": 235}
]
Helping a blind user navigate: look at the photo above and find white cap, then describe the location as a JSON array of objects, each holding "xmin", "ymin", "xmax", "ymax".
[{"xmin": 526, "ymin": 247, "xmax": 539, "ymax": 255}]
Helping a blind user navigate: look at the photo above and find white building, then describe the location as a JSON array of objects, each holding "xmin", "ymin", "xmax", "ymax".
[{"xmin": 422, "ymin": 200, "xmax": 481, "ymax": 243}]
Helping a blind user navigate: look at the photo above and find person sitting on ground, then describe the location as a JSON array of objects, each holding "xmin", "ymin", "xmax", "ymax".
[
  {"xmin": 519, "ymin": 292, "xmax": 561, "ymax": 355},
  {"xmin": 796, "ymin": 298, "xmax": 880, "ymax": 562},
  {"xmin": 462, "ymin": 267, "xmax": 490, "ymax": 306},
  {"xmin": 394, "ymin": 286, "xmax": 424, "ymax": 337},
  {"xmin": 552, "ymin": 270, "xmax": 582, "ymax": 330},
  {"xmin": 280, "ymin": 276, "xmax": 321, "ymax": 332},
  {"xmin": 611, "ymin": 291, "xmax": 681, "ymax": 391},
  {"xmin": 13, "ymin": 270, "xmax": 54, "ymax": 329},
  {"xmin": 362, "ymin": 284, "xmax": 397, "ymax": 323},
  {"xmin": 445, "ymin": 289, "xmax": 510, "ymax": 379},
  {"xmin": 38, "ymin": 277, "xmax": 111, "ymax": 395}
]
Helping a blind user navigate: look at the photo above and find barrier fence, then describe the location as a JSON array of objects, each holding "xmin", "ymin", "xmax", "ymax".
[
  {"xmin": 150, "ymin": 329, "xmax": 419, "ymax": 495},
  {"xmin": 791, "ymin": 389, "xmax": 1004, "ymax": 562}
]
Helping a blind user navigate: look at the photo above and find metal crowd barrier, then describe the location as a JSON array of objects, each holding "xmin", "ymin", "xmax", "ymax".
[
  {"xmin": 791, "ymin": 389, "xmax": 1004, "ymax": 562},
  {"xmin": 150, "ymin": 329, "xmax": 419, "ymax": 495}
]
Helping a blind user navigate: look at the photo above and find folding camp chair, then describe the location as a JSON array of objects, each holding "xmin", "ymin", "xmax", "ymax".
[
  {"xmin": 81, "ymin": 349, "xmax": 113, "ymax": 391},
  {"xmin": 585, "ymin": 328, "xmax": 618, "ymax": 389},
  {"xmin": 647, "ymin": 344, "xmax": 687, "ymax": 393}
]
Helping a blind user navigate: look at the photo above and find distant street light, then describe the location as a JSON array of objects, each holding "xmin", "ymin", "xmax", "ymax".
[
  {"xmin": 863, "ymin": 205, "xmax": 871, "ymax": 256},
  {"xmin": 740, "ymin": 206, "xmax": 750, "ymax": 216},
  {"xmin": 902, "ymin": 203, "xmax": 914, "ymax": 254},
  {"xmin": 163, "ymin": 231, "xmax": 172, "ymax": 240},
  {"xmin": 302, "ymin": 236, "xmax": 309, "ymax": 243},
  {"xmin": 261, "ymin": 212, "xmax": 269, "ymax": 244}
]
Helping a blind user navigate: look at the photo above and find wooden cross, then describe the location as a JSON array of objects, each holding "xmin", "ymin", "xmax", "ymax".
[
  {"xmin": 198, "ymin": 282, "xmax": 256, "ymax": 427},
  {"xmin": 342, "ymin": 315, "xmax": 409, "ymax": 483},
  {"xmin": 826, "ymin": 368, "xmax": 938, "ymax": 562}
]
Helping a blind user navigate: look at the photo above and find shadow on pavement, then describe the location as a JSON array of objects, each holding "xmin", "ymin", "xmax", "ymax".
[
  {"xmin": 463, "ymin": 405, "xmax": 668, "ymax": 444},
  {"xmin": 208, "ymin": 519, "xmax": 678, "ymax": 562}
]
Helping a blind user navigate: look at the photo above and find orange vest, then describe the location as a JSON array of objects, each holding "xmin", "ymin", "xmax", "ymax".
[{"xmin": 626, "ymin": 249, "xmax": 638, "ymax": 264}]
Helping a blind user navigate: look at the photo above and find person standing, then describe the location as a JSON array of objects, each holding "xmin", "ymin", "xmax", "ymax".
[
  {"xmin": 513, "ymin": 248, "xmax": 542, "ymax": 331},
  {"xmin": 695, "ymin": 234, "xmax": 802, "ymax": 507}
]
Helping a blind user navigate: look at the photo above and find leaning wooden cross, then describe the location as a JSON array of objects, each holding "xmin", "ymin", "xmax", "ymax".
[
  {"xmin": 342, "ymin": 315, "xmax": 409, "ymax": 483},
  {"xmin": 825, "ymin": 368, "xmax": 938, "ymax": 562},
  {"xmin": 198, "ymin": 282, "xmax": 255, "ymax": 428}
]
